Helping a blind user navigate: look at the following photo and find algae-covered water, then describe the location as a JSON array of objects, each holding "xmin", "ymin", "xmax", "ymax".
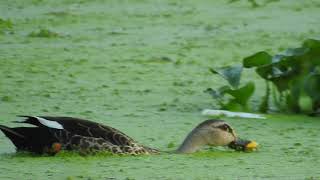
[{"xmin": 1, "ymin": 0, "xmax": 320, "ymax": 179}]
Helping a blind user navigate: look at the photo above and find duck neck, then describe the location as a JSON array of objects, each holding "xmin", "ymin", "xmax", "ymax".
[{"xmin": 176, "ymin": 131, "xmax": 207, "ymax": 153}]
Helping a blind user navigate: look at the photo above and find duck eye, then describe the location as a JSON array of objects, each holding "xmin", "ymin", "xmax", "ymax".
[{"xmin": 219, "ymin": 124, "xmax": 232, "ymax": 133}]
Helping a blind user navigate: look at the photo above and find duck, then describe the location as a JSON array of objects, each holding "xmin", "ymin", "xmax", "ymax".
[{"xmin": 0, "ymin": 116, "xmax": 254, "ymax": 155}]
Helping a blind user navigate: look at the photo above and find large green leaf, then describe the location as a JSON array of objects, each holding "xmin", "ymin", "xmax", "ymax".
[
  {"xmin": 224, "ymin": 82, "xmax": 255, "ymax": 107},
  {"xmin": 210, "ymin": 65, "xmax": 243, "ymax": 88},
  {"xmin": 255, "ymin": 54, "xmax": 302, "ymax": 92},
  {"xmin": 206, "ymin": 82, "xmax": 255, "ymax": 111},
  {"xmin": 302, "ymin": 39, "xmax": 320, "ymax": 66},
  {"xmin": 243, "ymin": 51, "xmax": 272, "ymax": 68},
  {"xmin": 303, "ymin": 39, "xmax": 320, "ymax": 49},
  {"xmin": 205, "ymin": 86, "xmax": 230, "ymax": 99},
  {"xmin": 268, "ymin": 73, "xmax": 297, "ymax": 92},
  {"xmin": 283, "ymin": 47, "xmax": 309, "ymax": 57},
  {"xmin": 222, "ymin": 99, "xmax": 244, "ymax": 111}
]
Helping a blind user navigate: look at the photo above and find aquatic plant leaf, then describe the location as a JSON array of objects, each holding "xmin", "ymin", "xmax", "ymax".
[
  {"xmin": 283, "ymin": 47, "xmax": 309, "ymax": 57},
  {"xmin": 303, "ymin": 39, "xmax": 320, "ymax": 49},
  {"xmin": 206, "ymin": 83, "xmax": 254, "ymax": 111},
  {"xmin": 205, "ymin": 86, "xmax": 230, "ymax": 99},
  {"xmin": 243, "ymin": 51, "xmax": 272, "ymax": 68},
  {"xmin": 210, "ymin": 65, "xmax": 243, "ymax": 88},
  {"xmin": 255, "ymin": 55, "xmax": 301, "ymax": 92},
  {"xmin": 224, "ymin": 82, "xmax": 255, "ymax": 107},
  {"xmin": 302, "ymin": 39, "xmax": 320, "ymax": 66},
  {"xmin": 222, "ymin": 99, "xmax": 243, "ymax": 111}
]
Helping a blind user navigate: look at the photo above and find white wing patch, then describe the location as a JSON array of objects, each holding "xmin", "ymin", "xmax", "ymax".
[{"xmin": 34, "ymin": 116, "xmax": 64, "ymax": 129}]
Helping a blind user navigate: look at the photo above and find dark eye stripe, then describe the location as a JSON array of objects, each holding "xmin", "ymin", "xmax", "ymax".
[{"xmin": 218, "ymin": 124, "xmax": 232, "ymax": 133}]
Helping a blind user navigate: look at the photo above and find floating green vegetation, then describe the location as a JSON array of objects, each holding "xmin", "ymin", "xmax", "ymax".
[
  {"xmin": 1, "ymin": 96, "xmax": 14, "ymax": 102},
  {"xmin": 7, "ymin": 150, "xmax": 116, "ymax": 159},
  {"xmin": 0, "ymin": 18, "xmax": 13, "ymax": 34},
  {"xmin": 28, "ymin": 29, "xmax": 62, "ymax": 38},
  {"xmin": 228, "ymin": 0, "xmax": 280, "ymax": 8},
  {"xmin": 55, "ymin": 150, "xmax": 115, "ymax": 158},
  {"xmin": 207, "ymin": 39, "xmax": 320, "ymax": 115}
]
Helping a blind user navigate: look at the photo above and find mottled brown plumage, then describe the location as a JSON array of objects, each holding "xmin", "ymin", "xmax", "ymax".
[
  {"xmin": 0, "ymin": 116, "xmax": 240, "ymax": 155},
  {"xmin": 0, "ymin": 116, "xmax": 158, "ymax": 155}
]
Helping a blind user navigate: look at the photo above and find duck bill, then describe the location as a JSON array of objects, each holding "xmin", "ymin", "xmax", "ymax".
[
  {"xmin": 228, "ymin": 139, "xmax": 258, "ymax": 151},
  {"xmin": 245, "ymin": 141, "xmax": 258, "ymax": 150}
]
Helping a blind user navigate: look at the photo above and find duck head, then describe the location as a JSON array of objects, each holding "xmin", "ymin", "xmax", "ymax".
[{"xmin": 177, "ymin": 119, "xmax": 237, "ymax": 153}]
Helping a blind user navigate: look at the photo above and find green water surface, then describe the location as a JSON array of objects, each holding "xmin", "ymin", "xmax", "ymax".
[{"xmin": 0, "ymin": 0, "xmax": 320, "ymax": 179}]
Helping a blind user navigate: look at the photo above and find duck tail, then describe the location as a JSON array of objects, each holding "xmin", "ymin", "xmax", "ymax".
[{"xmin": 0, "ymin": 125, "xmax": 26, "ymax": 149}]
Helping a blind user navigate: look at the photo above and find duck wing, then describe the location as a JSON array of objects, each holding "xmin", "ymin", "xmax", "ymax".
[{"xmin": 18, "ymin": 116, "xmax": 136, "ymax": 147}]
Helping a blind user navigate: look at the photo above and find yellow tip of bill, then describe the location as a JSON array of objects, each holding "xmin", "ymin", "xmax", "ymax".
[{"xmin": 245, "ymin": 141, "xmax": 258, "ymax": 151}]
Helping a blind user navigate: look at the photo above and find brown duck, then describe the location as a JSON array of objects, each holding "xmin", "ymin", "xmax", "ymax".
[{"xmin": 0, "ymin": 116, "xmax": 256, "ymax": 155}]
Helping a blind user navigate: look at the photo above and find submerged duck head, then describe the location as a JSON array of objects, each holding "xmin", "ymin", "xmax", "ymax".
[{"xmin": 177, "ymin": 119, "xmax": 237, "ymax": 153}]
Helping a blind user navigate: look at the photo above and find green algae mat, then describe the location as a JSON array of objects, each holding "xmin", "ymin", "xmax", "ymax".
[{"xmin": 1, "ymin": 0, "xmax": 320, "ymax": 179}]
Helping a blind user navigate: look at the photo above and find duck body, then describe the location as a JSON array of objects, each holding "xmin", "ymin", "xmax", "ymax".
[
  {"xmin": 1, "ymin": 116, "xmax": 256, "ymax": 155},
  {"xmin": 0, "ymin": 116, "xmax": 158, "ymax": 155}
]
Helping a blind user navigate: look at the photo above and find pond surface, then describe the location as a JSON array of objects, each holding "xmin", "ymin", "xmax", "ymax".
[{"xmin": 0, "ymin": 0, "xmax": 320, "ymax": 179}]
